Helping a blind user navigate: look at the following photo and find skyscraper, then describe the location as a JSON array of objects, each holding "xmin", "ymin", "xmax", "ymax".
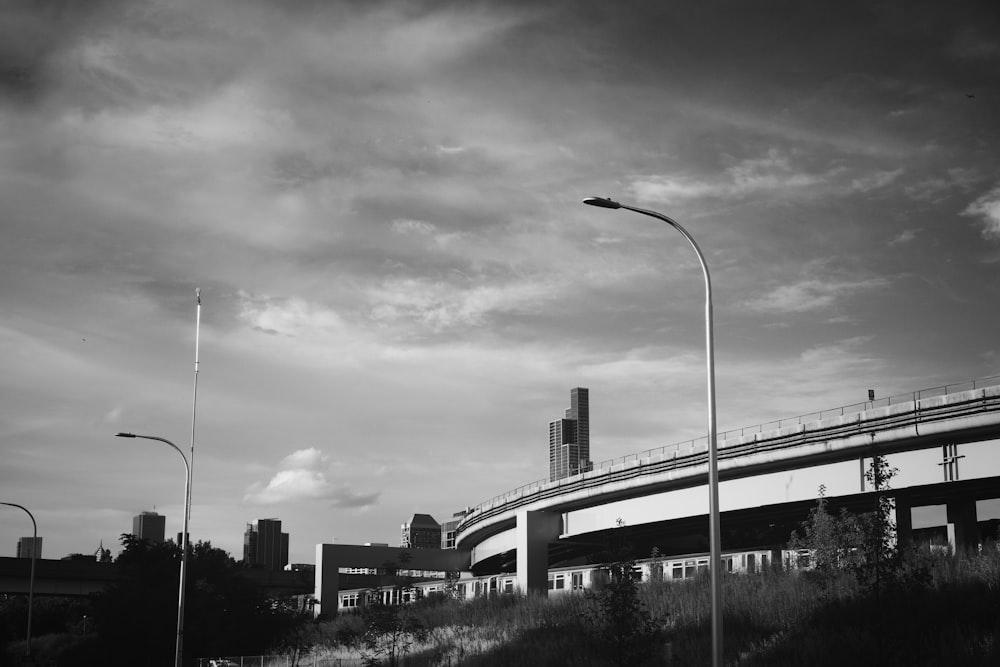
[
  {"xmin": 243, "ymin": 518, "xmax": 289, "ymax": 571},
  {"xmin": 549, "ymin": 387, "xmax": 591, "ymax": 481},
  {"xmin": 401, "ymin": 514, "xmax": 442, "ymax": 549},
  {"xmin": 132, "ymin": 510, "xmax": 166, "ymax": 544},
  {"xmin": 16, "ymin": 537, "xmax": 41, "ymax": 559}
]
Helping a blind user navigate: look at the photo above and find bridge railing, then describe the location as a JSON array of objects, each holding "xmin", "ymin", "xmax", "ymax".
[{"xmin": 460, "ymin": 375, "xmax": 1000, "ymax": 524}]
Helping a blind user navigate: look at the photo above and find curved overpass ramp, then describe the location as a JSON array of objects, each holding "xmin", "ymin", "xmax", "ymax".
[{"xmin": 456, "ymin": 383, "xmax": 1000, "ymax": 573}]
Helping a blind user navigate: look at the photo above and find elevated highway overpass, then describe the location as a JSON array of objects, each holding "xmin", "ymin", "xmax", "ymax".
[{"xmin": 453, "ymin": 379, "xmax": 1000, "ymax": 590}]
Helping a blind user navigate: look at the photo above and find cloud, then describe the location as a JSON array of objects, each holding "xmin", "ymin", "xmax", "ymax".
[
  {"xmin": 798, "ymin": 336, "xmax": 874, "ymax": 366},
  {"xmin": 391, "ymin": 219, "xmax": 437, "ymax": 235},
  {"xmin": 905, "ymin": 168, "xmax": 981, "ymax": 202},
  {"xmin": 630, "ymin": 149, "xmax": 824, "ymax": 204},
  {"xmin": 365, "ymin": 276, "xmax": 557, "ymax": 332},
  {"xmin": 963, "ymin": 185, "xmax": 1000, "ymax": 240},
  {"xmin": 244, "ymin": 448, "xmax": 380, "ymax": 508},
  {"xmin": 744, "ymin": 277, "xmax": 889, "ymax": 314},
  {"xmin": 888, "ymin": 229, "xmax": 917, "ymax": 246},
  {"xmin": 238, "ymin": 293, "xmax": 345, "ymax": 338},
  {"xmin": 850, "ymin": 168, "xmax": 903, "ymax": 193},
  {"xmin": 280, "ymin": 447, "xmax": 326, "ymax": 469},
  {"xmin": 102, "ymin": 405, "xmax": 124, "ymax": 424}
]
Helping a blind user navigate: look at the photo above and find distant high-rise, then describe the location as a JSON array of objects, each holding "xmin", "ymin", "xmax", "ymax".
[
  {"xmin": 133, "ymin": 510, "xmax": 166, "ymax": 544},
  {"xmin": 549, "ymin": 387, "xmax": 591, "ymax": 481},
  {"xmin": 16, "ymin": 537, "xmax": 41, "ymax": 559},
  {"xmin": 401, "ymin": 514, "xmax": 441, "ymax": 549},
  {"xmin": 243, "ymin": 518, "xmax": 289, "ymax": 571}
]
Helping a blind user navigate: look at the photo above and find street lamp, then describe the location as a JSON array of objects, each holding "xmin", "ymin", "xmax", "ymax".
[
  {"xmin": 116, "ymin": 432, "xmax": 191, "ymax": 667},
  {"xmin": 583, "ymin": 196, "xmax": 723, "ymax": 667},
  {"xmin": 1, "ymin": 502, "xmax": 36, "ymax": 658}
]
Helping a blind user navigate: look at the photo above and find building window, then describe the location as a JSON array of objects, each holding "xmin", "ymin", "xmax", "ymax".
[
  {"xmin": 341, "ymin": 593, "xmax": 359, "ymax": 608},
  {"xmin": 571, "ymin": 571, "xmax": 584, "ymax": 590}
]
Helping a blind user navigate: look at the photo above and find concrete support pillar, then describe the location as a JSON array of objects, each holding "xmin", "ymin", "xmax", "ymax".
[
  {"xmin": 516, "ymin": 510, "xmax": 561, "ymax": 596},
  {"xmin": 946, "ymin": 498, "xmax": 979, "ymax": 553},
  {"xmin": 314, "ymin": 543, "xmax": 339, "ymax": 618},
  {"xmin": 894, "ymin": 495, "xmax": 912, "ymax": 549}
]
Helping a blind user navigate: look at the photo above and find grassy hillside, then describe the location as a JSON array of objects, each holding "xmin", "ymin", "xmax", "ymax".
[{"xmin": 313, "ymin": 548, "xmax": 1000, "ymax": 666}]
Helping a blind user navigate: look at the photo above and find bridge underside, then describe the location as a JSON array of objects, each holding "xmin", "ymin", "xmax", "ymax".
[{"xmin": 469, "ymin": 475, "xmax": 1000, "ymax": 576}]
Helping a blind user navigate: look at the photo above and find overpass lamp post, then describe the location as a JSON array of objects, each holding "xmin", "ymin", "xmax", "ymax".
[
  {"xmin": 116, "ymin": 432, "xmax": 191, "ymax": 667},
  {"xmin": 582, "ymin": 196, "xmax": 723, "ymax": 667},
  {"xmin": 0, "ymin": 502, "xmax": 36, "ymax": 658}
]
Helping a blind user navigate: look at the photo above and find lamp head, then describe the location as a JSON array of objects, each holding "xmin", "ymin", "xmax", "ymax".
[
  {"xmin": 115, "ymin": 432, "xmax": 136, "ymax": 438},
  {"xmin": 582, "ymin": 196, "xmax": 622, "ymax": 209}
]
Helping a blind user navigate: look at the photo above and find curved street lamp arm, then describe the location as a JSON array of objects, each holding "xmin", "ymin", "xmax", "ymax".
[
  {"xmin": 114, "ymin": 432, "xmax": 191, "ymax": 667},
  {"xmin": 1, "ymin": 502, "xmax": 37, "ymax": 657},
  {"xmin": 582, "ymin": 196, "xmax": 723, "ymax": 667}
]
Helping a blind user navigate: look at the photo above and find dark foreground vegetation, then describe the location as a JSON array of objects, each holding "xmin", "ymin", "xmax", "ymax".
[
  {"xmin": 1, "ymin": 535, "xmax": 306, "ymax": 667},
  {"xmin": 5, "ymin": 545, "xmax": 996, "ymax": 666},
  {"xmin": 304, "ymin": 546, "xmax": 1000, "ymax": 666}
]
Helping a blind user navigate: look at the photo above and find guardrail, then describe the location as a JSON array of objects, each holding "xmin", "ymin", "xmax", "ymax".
[{"xmin": 456, "ymin": 375, "xmax": 1000, "ymax": 536}]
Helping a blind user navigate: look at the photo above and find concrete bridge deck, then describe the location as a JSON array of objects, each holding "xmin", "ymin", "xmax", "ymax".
[{"xmin": 456, "ymin": 383, "xmax": 1000, "ymax": 552}]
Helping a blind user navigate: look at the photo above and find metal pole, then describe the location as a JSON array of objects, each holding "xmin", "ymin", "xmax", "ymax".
[
  {"xmin": 583, "ymin": 197, "xmax": 723, "ymax": 667},
  {"xmin": 0, "ymin": 503, "xmax": 38, "ymax": 658},
  {"xmin": 189, "ymin": 289, "xmax": 201, "ymax": 517},
  {"xmin": 185, "ymin": 289, "xmax": 201, "ymax": 667},
  {"xmin": 116, "ymin": 434, "xmax": 190, "ymax": 667},
  {"xmin": 0, "ymin": 503, "xmax": 36, "ymax": 658}
]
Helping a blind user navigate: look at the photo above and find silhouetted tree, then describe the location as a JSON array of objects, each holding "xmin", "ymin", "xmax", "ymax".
[{"xmin": 88, "ymin": 534, "xmax": 302, "ymax": 667}]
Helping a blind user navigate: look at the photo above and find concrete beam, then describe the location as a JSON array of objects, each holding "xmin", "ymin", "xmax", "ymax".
[{"xmin": 515, "ymin": 510, "xmax": 562, "ymax": 596}]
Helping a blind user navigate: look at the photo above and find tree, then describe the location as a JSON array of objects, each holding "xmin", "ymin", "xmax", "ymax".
[
  {"xmin": 581, "ymin": 520, "xmax": 664, "ymax": 667},
  {"xmin": 89, "ymin": 535, "xmax": 301, "ymax": 666},
  {"xmin": 355, "ymin": 554, "xmax": 428, "ymax": 667},
  {"xmin": 789, "ymin": 457, "xmax": 900, "ymax": 584}
]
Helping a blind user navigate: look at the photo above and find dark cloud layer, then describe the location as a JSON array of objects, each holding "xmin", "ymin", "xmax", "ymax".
[{"xmin": 2, "ymin": 0, "xmax": 999, "ymax": 562}]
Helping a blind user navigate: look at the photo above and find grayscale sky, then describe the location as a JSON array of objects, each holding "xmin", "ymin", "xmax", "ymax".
[{"xmin": 2, "ymin": 0, "xmax": 999, "ymax": 564}]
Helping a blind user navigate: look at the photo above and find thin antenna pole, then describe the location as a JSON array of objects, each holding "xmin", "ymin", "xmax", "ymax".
[
  {"xmin": 171, "ymin": 288, "xmax": 200, "ymax": 667},
  {"xmin": 189, "ymin": 288, "xmax": 201, "ymax": 514}
]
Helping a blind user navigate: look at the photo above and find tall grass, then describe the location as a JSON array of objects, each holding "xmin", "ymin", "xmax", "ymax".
[{"xmin": 309, "ymin": 548, "xmax": 1000, "ymax": 666}]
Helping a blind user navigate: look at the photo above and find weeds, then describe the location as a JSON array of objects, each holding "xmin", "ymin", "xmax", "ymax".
[{"xmin": 298, "ymin": 549, "xmax": 1000, "ymax": 666}]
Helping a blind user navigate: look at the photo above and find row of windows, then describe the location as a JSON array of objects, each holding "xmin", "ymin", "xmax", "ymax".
[
  {"xmin": 548, "ymin": 571, "xmax": 585, "ymax": 590},
  {"xmin": 338, "ymin": 549, "xmax": 778, "ymax": 608}
]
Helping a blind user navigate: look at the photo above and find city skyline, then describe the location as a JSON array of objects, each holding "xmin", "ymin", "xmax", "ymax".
[{"xmin": 2, "ymin": 0, "xmax": 999, "ymax": 564}]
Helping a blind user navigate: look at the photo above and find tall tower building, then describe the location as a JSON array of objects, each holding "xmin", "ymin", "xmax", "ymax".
[
  {"xmin": 16, "ymin": 537, "xmax": 41, "ymax": 559},
  {"xmin": 401, "ymin": 514, "xmax": 442, "ymax": 549},
  {"xmin": 133, "ymin": 511, "xmax": 166, "ymax": 544},
  {"xmin": 549, "ymin": 387, "xmax": 592, "ymax": 481},
  {"xmin": 243, "ymin": 518, "xmax": 289, "ymax": 571}
]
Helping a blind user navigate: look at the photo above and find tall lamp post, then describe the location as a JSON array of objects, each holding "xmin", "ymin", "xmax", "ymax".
[
  {"xmin": 116, "ymin": 432, "xmax": 191, "ymax": 667},
  {"xmin": 1, "ymin": 502, "xmax": 36, "ymax": 658},
  {"xmin": 583, "ymin": 196, "xmax": 723, "ymax": 667}
]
